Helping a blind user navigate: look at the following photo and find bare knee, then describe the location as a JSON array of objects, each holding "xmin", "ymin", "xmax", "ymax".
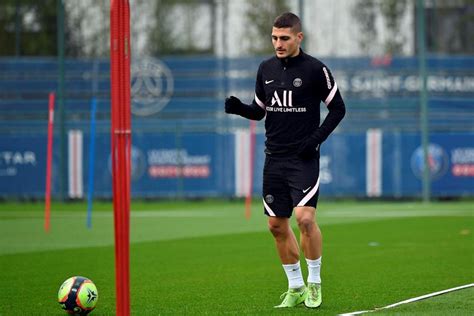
[
  {"xmin": 297, "ymin": 217, "xmax": 315, "ymax": 236},
  {"xmin": 295, "ymin": 207, "xmax": 317, "ymax": 236},
  {"xmin": 268, "ymin": 218, "xmax": 289, "ymax": 239}
]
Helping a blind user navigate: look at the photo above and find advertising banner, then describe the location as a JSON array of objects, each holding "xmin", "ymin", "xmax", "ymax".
[
  {"xmin": 89, "ymin": 131, "xmax": 234, "ymax": 198},
  {"xmin": 0, "ymin": 135, "xmax": 49, "ymax": 197},
  {"xmin": 382, "ymin": 132, "xmax": 474, "ymax": 197},
  {"xmin": 1, "ymin": 131, "xmax": 472, "ymax": 199}
]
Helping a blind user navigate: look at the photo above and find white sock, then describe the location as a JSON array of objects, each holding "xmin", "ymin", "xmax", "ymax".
[
  {"xmin": 282, "ymin": 261, "xmax": 305, "ymax": 289},
  {"xmin": 306, "ymin": 257, "xmax": 322, "ymax": 284}
]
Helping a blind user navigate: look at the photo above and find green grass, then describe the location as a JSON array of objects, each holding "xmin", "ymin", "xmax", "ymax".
[
  {"xmin": 0, "ymin": 200, "xmax": 473, "ymax": 315},
  {"xmin": 374, "ymin": 287, "xmax": 474, "ymax": 315}
]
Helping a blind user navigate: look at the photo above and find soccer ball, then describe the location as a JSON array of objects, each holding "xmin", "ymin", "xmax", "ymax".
[{"xmin": 58, "ymin": 276, "xmax": 98, "ymax": 315}]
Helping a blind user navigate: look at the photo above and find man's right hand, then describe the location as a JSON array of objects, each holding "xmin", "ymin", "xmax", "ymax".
[
  {"xmin": 225, "ymin": 96, "xmax": 243, "ymax": 114},
  {"xmin": 297, "ymin": 139, "xmax": 320, "ymax": 160}
]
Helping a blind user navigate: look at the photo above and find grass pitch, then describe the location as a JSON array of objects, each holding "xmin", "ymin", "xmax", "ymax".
[{"xmin": 0, "ymin": 199, "xmax": 473, "ymax": 315}]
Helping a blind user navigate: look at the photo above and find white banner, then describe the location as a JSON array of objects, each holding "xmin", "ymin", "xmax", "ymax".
[{"xmin": 68, "ymin": 130, "xmax": 83, "ymax": 199}]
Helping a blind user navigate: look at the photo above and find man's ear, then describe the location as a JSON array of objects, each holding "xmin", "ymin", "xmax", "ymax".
[{"xmin": 297, "ymin": 32, "xmax": 304, "ymax": 43}]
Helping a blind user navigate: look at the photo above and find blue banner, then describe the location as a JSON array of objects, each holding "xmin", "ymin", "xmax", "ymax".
[
  {"xmin": 0, "ymin": 135, "xmax": 49, "ymax": 197},
  {"xmin": 382, "ymin": 132, "xmax": 474, "ymax": 197},
  {"xmin": 87, "ymin": 132, "xmax": 234, "ymax": 198},
  {"xmin": 1, "ymin": 131, "xmax": 473, "ymax": 199}
]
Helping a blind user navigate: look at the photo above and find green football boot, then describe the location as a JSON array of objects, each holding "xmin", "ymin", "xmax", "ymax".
[
  {"xmin": 304, "ymin": 283, "xmax": 322, "ymax": 308},
  {"xmin": 274, "ymin": 286, "xmax": 308, "ymax": 308}
]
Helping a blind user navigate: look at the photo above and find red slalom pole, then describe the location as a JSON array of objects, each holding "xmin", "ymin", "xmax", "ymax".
[
  {"xmin": 245, "ymin": 120, "xmax": 256, "ymax": 219},
  {"xmin": 122, "ymin": 3, "xmax": 132, "ymax": 309},
  {"xmin": 44, "ymin": 92, "xmax": 55, "ymax": 232},
  {"xmin": 110, "ymin": 1, "xmax": 131, "ymax": 315}
]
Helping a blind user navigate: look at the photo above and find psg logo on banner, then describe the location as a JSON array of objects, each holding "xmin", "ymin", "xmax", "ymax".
[
  {"xmin": 131, "ymin": 58, "xmax": 174, "ymax": 116},
  {"xmin": 410, "ymin": 143, "xmax": 449, "ymax": 180}
]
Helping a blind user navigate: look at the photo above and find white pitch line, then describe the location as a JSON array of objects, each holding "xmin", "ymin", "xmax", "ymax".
[
  {"xmin": 324, "ymin": 211, "xmax": 472, "ymax": 218},
  {"xmin": 339, "ymin": 283, "xmax": 474, "ymax": 316}
]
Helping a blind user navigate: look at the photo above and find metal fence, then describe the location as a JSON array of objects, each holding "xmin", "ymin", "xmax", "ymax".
[{"xmin": 0, "ymin": 56, "xmax": 473, "ymax": 198}]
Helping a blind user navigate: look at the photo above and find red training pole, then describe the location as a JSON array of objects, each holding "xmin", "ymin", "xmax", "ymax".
[
  {"xmin": 110, "ymin": 1, "xmax": 131, "ymax": 315},
  {"xmin": 44, "ymin": 92, "xmax": 55, "ymax": 232},
  {"xmin": 123, "ymin": 4, "xmax": 132, "ymax": 308},
  {"xmin": 245, "ymin": 120, "xmax": 256, "ymax": 219}
]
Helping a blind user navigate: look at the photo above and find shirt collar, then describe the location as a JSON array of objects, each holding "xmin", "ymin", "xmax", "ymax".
[{"xmin": 279, "ymin": 49, "xmax": 305, "ymax": 66}]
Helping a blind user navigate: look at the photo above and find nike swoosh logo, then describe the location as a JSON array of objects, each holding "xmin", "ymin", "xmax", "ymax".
[
  {"xmin": 265, "ymin": 80, "xmax": 274, "ymax": 84},
  {"xmin": 303, "ymin": 186, "xmax": 311, "ymax": 193}
]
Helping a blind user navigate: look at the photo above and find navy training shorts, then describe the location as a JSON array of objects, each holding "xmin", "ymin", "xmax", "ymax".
[{"xmin": 262, "ymin": 155, "xmax": 320, "ymax": 218}]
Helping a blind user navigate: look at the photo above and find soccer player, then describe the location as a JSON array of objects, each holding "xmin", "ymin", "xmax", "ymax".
[{"xmin": 224, "ymin": 12, "xmax": 346, "ymax": 308}]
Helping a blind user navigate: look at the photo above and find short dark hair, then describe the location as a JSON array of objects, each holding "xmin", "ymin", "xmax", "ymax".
[{"xmin": 273, "ymin": 12, "xmax": 302, "ymax": 33}]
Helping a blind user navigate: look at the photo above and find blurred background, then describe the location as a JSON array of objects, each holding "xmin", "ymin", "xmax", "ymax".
[{"xmin": 0, "ymin": 0, "xmax": 473, "ymax": 201}]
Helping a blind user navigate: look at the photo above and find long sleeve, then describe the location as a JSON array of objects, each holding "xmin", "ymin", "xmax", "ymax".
[
  {"xmin": 307, "ymin": 65, "xmax": 346, "ymax": 144},
  {"xmin": 231, "ymin": 63, "xmax": 266, "ymax": 121},
  {"xmin": 233, "ymin": 102, "xmax": 266, "ymax": 120}
]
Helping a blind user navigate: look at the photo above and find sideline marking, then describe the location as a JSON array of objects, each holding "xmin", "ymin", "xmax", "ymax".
[{"xmin": 339, "ymin": 283, "xmax": 474, "ymax": 315}]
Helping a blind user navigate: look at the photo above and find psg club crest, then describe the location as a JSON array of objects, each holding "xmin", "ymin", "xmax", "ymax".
[
  {"xmin": 265, "ymin": 194, "xmax": 274, "ymax": 204},
  {"xmin": 293, "ymin": 78, "xmax": 302, "ymax": 87},
  {"xmin": 131, "ymin": 58, "xmax": 174, "ymax": 116},
  {"xmin": 410, "ymin": 143, "xmax": 449, "ymax": 180}
]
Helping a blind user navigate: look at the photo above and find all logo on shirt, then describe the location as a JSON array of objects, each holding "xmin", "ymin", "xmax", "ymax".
[
  {"xmin": 271, "ymin": 90, "xmax": 293, "ymax": 107},
  {"xmin": 267, "ymin": 89, "xmax": 306, "ymax": 113}
]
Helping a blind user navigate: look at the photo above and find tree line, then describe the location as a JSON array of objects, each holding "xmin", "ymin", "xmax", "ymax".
[{"xmin": 0, "ymin": 0, "xmax": 471, "ymax": 57}]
